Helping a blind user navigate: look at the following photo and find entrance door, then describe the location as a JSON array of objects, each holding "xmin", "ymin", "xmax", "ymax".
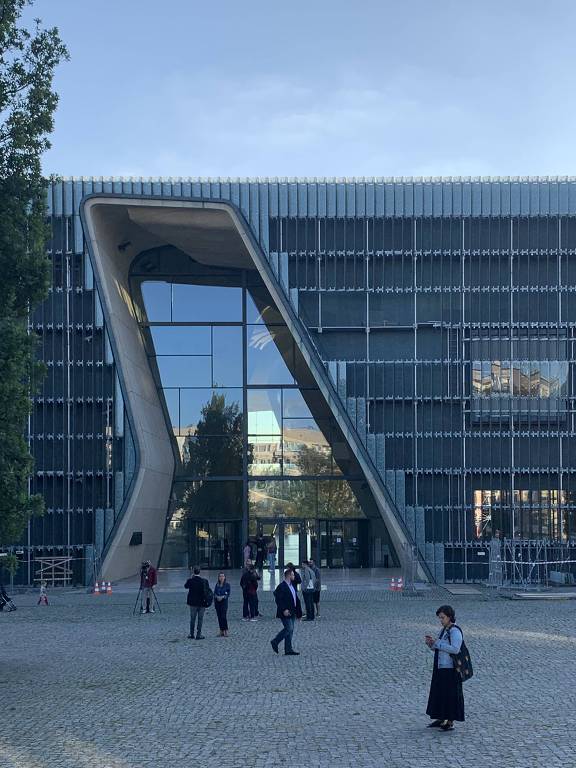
[{"xmin": 256, "ymin": 519, "xmax": 308, "ymax": 570}]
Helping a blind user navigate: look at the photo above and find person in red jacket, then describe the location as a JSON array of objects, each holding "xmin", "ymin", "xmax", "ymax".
[{"xmin": 140, "ymin": 560, "xmax": 157, "ymax": 614}]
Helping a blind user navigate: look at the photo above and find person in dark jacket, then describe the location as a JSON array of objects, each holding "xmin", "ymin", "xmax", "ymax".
[
  {"xmin": 286, "ymin": 562, "xmax": 302, "ymax": 589},
  {"xmin": 270, "ymin": 568, "xmax": 302, "ymax": 656},
  {"xmin": 214, "ymin": 572, "xmax": 231, "ymax": 636},
  {"xmin": 184, "ymin": 566, "xmax": 209, "ymax": 640}
]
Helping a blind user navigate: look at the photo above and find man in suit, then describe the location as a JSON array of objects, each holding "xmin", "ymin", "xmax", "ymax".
[
  {"xmin": 270, "ymin": 568, "xmax": 301, "ymax": 656},
  {"xmin": 185, "ymin": 566, "xmax": 209, "ymax": 640}
]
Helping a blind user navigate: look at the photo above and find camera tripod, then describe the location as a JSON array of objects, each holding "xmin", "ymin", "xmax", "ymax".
[{"xmin": 132, "ymin": 586, "xmax": 162, "ymax": 616}]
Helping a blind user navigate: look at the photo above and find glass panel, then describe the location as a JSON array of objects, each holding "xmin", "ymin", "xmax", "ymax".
[
  {"xmin": 194, "ymin": 521, "xmax": 238, "ymax": 569},
  {"xmin": 248, "ymin": 436, "xmax": 282, "ymax": 475},
  {"xmin": 155, "ymin": 355, "xmax": 211, "ymax": 388},
  {"xmin": 182, "ymin": 435, "xmax": 244, "ymax": 476},
  {"xmin": 283, "ymin": 522, "xmax": 301, "ymax": 565},
  {"xmin": 212, "ymin": 326, "xmax": 243, "ymax": 387},
  {"xmin": 172, "ymin": 284, "xmax": 242, "ymax": 322},
  {"xmin": 248, "ymin": 479, "xmax": 317, "ymax": 518},
  {"xmin": 141, "ymin": 281, "xmax": 171, "ymax": 322},
  {"xmin": 247, "ymin": 325, "xmax": 294, "ymax": 384},
  {"xmin": 282, "ymin": 388, "xmax": 313, "ymax": 418},
  {"xmin": 282, "ymin": 418, "xmax": 331, "ymax": 476},
  {"xmin": 162, "ymin": 388, "xmax": 180, "ymax": 435},
  {"xmin": 180, "ymin": 388, "xmax": 243, "ymax": 436},
  {"xmin": 246, "ymin": 287, "xmax": 285, "ymax": 324},
  {"xmin": 247, "ymin": 389, "xmax": 282, "ymax": 435},
  {"xmin": 173, "ymin": 480, "xmax": 243, "ymax": 520},
  {"xmin": 317, "ymin": 479, "xmax": 363, "ymax": 518},
  {"xmin": 150, "ymin": 325, "xmax": 211, "ymax": 355}
]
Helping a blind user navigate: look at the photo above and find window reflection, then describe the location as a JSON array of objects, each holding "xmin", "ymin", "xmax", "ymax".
[
  {"xmin": 282, "ymin": 389, "xmax": 313, "ymax": 418},
  {"xmin": 156, "ymin": 355, "xmax": 211, "ymax": 388},
  {"xmin": 172, "ymin": 284, "xmax": 242, "ymax": 322},
  {"xmin": 472, "ymin": 360, "xmax": 568, "ymax": 398},
  {"xmin": 247, "ymin": 325, "xmax": 294, "ymax": 384},
  {"xmin": 212, "ymin": 326, "xmax": 243, "ymax": 386},
  {"xmin": 248, "ymin": 436, "xmax": 282, "ymax": 475},
  {"xmin": 246, "ymin": 287, "xmax": 285, "ymax": 324},
  {"xmin": 282, "ymin": 419, "xmax": 331, "ymax": 476},
  {"xmin": 150, "ymin": 325, "xmax": 211, "ymax": 356},
  {"xmin": 180, "ymin": 388, "xmax": 242, "ymax": 436},
  {"xmin": 142, "ymin": 281, "xmax": 171, "ymax": 322},
  {"xmin": 247, "ymin": 390, "xmax": 282, "ymax": 435}
]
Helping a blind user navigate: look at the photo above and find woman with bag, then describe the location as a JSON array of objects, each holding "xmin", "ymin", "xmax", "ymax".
[
  {"xmin": 214, "ymin": 572, "xmax": 231, "ymax": 636},
  {"xmin": 424, "ymin": 604, "xmax": 465, "ymax": 731}
]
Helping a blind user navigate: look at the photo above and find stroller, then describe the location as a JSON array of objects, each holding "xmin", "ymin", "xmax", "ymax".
[{"xmin": 0, "ymin": 582, "xmax": 16, "ymax": 612}]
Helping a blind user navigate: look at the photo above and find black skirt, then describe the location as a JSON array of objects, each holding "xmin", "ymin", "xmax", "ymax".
[{"xmin": 426, "ymin": 666, "xmax": 465, "ymax": 722}]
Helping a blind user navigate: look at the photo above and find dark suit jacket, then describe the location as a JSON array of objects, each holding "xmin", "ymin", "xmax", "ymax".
[
  {"xmin": 274, "ymin": 580, "xmax": 302, "ymax": 619},
  {"xmin": 185, "ymin": 575, "xmax": 208, "ymax": 607}
]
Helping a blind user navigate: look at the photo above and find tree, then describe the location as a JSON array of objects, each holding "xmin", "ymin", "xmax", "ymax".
[
  {"xmin": 0, "ymin": 1, "xmax": 68, "ymax": 543},
  {"xmin": 179, "ymin": 392, "xmax": 244, "ymax": 520}
]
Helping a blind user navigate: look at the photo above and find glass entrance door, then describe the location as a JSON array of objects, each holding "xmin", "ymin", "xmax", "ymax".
[{"xmin": 256, "ymin": 519, "xmax": 307, "ymax": 570}]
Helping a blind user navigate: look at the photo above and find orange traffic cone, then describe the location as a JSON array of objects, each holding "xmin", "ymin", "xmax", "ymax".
[
  {"xmin": 93, "ymin": 581, "xmax": 100, "ymax": 595},
  {"xmin": 397, "ymin": 577, "xmax": 404, "ymax": 591},
  {"xmin": 106, "ymin": 581, "xmax": 112, "ymax": 595}
]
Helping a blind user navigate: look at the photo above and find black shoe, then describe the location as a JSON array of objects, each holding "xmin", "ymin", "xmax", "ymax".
[
  {"xmin": 270, "ymin": 640, "xmax": 279, "ymax": 654},
  {"xmin": 285, "ymin": 650, "xmax": 300, "ymax": 656},
  {"xmin": 196, "ymin": 635, "xmax": 205, "ymax": 640},
  {"xmin": 187, "ymin": 634, "xmax": 194, "ymax": 639},
  {"xmin": 427, "ymin": 720, "xmax": 443, "ymax": 728},
  {"xmin": 441, "ymin": 723, "xmax": 454, "ymax": 731}
]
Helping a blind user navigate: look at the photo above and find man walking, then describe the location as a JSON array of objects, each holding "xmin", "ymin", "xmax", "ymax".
[
  {"xmin": 271, "ymin": 568, "xmax": 302, "ymax": 656},
  {"xmin": 185, "ymin": 566, "xmax": 211, "ymax": 639},
  {"xmin": 309, "ymin": 558, "xmax": 321, "ymax": 617}
]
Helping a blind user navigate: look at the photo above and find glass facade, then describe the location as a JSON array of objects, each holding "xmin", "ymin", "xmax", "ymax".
[
  {"xmin": 12, "ymin": 178, "xmax": 576, "ymax": 584},
  {"xmin": 130, "ymin": 248, "xmax": 380, "ymax": 570}
]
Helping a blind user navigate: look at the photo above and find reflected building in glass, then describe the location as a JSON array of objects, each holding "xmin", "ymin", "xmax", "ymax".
[{"xmin": 11, "ymin": 178, "xmax": 576, "ymax": 584}]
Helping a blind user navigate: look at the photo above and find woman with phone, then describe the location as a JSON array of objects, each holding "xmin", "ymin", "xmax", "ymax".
[{"xmin": 424, "ymin": 604, "xmax": 465, "ymax": 731}]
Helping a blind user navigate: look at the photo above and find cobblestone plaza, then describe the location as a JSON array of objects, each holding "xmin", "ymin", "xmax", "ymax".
[{"xmin": 3, "ymin": 580, "xmax": 575, "ymax": 768}]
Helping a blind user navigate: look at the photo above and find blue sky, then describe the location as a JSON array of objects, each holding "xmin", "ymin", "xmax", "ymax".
[{"xmin": 36, "ymin": 0, "xmax": 576, "ymax": 178}]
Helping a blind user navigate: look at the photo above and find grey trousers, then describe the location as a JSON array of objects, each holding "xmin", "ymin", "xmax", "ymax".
[{"xmin": 189, "ymin": 606, "xmax": 205, "ymax": 637}]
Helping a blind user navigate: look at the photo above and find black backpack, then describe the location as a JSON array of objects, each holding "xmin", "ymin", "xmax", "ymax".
[
  {"xmin": 447, "ymin": 625, "xmax": 474, "ymax": 682},
  {"xmin": 203, "ymin": 580, "xmax": 213, "ymax": 608}
]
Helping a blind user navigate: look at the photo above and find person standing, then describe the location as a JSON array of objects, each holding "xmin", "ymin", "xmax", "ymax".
[
  {"xmin": 270, "ymin": 568, "xmax": 302, "ymax": 656},
  {"xmin": 425, "ymin": 604, "xmax": 465, "ymax": 731},
  {"xmin": 139, "ymin": 560, "xmax": 157, "ymax": 614},
  {"xmin": 243, "ymin": 541, "xmax": 252, "ymax": 567},
  {"xmin": 255, "ymin": 536, "xmax": 266, "ymax": 570},
  {"xmin": 246, "ymin": 563, "xmax": 260, "ymax": 621},
  {"xmin": 185, "ymin": 566, "xmax": 210, "ymax": 640},
  {"xmin": 308, "ymin": 558, "xmax": 321, "ymax": 617},
  {"xmin": 214, "ymin": 572, "xmax": 231, "ymax": 637},
  {"xmin": 300, "ymin": 560, "xmax": 316, "ymax": 621},
  {"xmin": 267, "ymin": 537, "xmax": 277, "ymax": 574},
  {"xmin": 240, "ymin": 561, "xmax": 254, "ymax": 620}
]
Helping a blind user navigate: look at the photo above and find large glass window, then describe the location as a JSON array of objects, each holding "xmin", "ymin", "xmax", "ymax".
[
  {"xmin": 172, "ymin": 284, "xmax": 242, "ymax": 322},
  {"xmin": 134, "ymin": 257, "xmax": 378, "ymax": 569},
  {"xmin": 247, "ymin": 325, "xmax": 295, "ymax": 385}
]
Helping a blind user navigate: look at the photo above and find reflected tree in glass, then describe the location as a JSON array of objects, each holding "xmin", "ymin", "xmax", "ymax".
[{"xmin": 179, "ymin": 392, "xmax": 245, "ymax": 521}]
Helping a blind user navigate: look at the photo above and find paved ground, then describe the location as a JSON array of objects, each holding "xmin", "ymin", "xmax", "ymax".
[{"xmin": 2, "ymin": 577, "xmax": 576, "ymax": 768}]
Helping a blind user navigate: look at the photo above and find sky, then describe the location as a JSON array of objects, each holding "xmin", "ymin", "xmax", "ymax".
[{"xmin": 32, "ymin": 0, "xmax": 576, "ymax": 179}]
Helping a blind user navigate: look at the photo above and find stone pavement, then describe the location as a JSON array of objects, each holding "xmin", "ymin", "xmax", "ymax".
[{"xmin": 2, "ymin": 580, "xmax": 576, "ymax": 768}]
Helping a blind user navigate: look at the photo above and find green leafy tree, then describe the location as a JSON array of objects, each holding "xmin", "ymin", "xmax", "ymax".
[
  {"xmin": 180, "ymin": 393, "xmax": 244, "ymax": 520},
  {"xmin": 0, "ymin": 1, "xmax": 68, "ymax": 543}
]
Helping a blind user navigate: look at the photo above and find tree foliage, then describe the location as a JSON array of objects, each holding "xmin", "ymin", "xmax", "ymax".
[{"xmin": 0, "ymin": 1, "xmax": 68, "ymax": 543}]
